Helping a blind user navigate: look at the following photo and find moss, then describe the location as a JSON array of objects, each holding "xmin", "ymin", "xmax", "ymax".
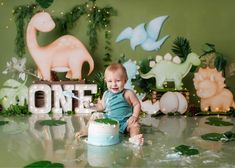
[{"xmin": 95, "ymin": 118, "xmax": 118, "ymax": 125}]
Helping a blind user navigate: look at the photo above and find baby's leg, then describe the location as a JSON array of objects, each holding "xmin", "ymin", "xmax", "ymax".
[
  {"xmin": 75, "ymin": 116, "xmax": 89, "ymax": 138},
  {"xmin": 75, "ymin": 112, "xmax": 104, "ymax": 139},
  {"xmin": 127, "ymin": 122, "xmax": 144, "ymax": 146}
]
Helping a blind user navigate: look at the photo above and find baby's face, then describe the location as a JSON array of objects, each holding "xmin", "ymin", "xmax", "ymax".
[{"xmin": 105, "ymin": 70, "xmax": 126, "ymax": 93}]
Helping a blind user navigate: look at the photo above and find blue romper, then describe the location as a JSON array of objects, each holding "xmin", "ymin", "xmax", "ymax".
[{"xmin": 103, "ymin": 90, "xmax": 133, "ymax": 133}]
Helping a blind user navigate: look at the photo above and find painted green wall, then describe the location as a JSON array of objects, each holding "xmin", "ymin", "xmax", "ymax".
[{"xmin": 0, "ymin": 0, "xmax": 235, "ymax": 101}]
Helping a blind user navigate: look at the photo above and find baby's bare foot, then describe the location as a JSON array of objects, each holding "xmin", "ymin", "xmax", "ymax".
[
  {"xmin": 75, "ymin": 129, "xmax": 88, "ymax": 139},
  {"xmin": 129, "ymin": 134, "xmax": 144, "ymax": 146}
]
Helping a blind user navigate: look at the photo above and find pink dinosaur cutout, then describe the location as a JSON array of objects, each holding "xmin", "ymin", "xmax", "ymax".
[{"xmin": 26, "ymin": 12, "xmax": 94, "ymax": 81}]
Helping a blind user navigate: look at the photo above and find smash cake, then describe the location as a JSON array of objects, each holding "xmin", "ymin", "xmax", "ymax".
[{"xmin": 88, "ymin": 118, "xmax": 120, "ymax": 146}]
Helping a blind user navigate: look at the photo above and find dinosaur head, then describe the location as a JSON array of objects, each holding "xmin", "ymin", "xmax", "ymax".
[
  {"xmin": 188, "ymin": 53, "xmax": 201, "ymax": 66},
  {"xmin": 31, "ymin": 12, "xmax": 55, "ymax": 32}
]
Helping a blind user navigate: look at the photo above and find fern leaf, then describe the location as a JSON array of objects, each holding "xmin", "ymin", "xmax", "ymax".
[{"xmin": 172, "ymin": 37, "xmax": 192, "ymax": 61}]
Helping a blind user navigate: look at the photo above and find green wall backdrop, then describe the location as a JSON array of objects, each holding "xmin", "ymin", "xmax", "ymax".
[{"xmin": 0, "ymin": 0, "xmax": 235, "ymax": 102}]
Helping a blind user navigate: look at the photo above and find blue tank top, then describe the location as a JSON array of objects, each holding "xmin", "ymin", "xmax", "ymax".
[{"xmin": 104, "ymin": 90, "xmax": 133, "ymax": 133}]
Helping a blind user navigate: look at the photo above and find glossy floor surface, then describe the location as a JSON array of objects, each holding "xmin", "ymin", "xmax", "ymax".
[{"xmin": 0, "ymin": 114, "xmax": 235, "ymax": 168}]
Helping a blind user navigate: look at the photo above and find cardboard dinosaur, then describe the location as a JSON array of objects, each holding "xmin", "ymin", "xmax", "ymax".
[
  {"xmin": 26, "ymin": 12, "xmax": 94, "ymax": 81},
  {"xmin": 140, "ymin": 53, "xmax": 201, "ymax": 90}
]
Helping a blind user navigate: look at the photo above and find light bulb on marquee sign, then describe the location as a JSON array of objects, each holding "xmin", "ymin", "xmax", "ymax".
[{"xmin": 28, "ymin": 83, "xmax": 97, "ymax": 114}]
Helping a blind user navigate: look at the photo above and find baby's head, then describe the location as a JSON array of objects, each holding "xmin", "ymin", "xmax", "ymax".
[{"xmin": 104, "ymin": 63, "xmax": 128, "ymax": 93}]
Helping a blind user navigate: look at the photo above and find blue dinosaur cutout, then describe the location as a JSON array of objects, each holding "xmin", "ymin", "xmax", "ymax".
[{"xmin": 116, "ymin": 16, "xmax": 169, "ymax": 51}]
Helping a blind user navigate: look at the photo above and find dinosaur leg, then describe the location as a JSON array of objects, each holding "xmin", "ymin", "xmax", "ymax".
[
  {"xmin": 37, "ymin": 69, "xmax": 42, "ymax": 79},
  {"xmin": 69, "ymin": 61, "xmax": 83, "ymax": 80},
  {"xmin": 39, "ymin": 66, "xmax": 51, "ymax": 81},
  {"xmin": 200, "ymin": 101, "xmax": 209, "ymax": 111},
  {"xmin": 174, "ymin": 77, "xmax": 183, "ymax": 90},
  {"xmin": 156, "ymin": 77, "xmax": 165, "ymax": 89},
  {"xmin": 65, "ymin": 71, "xmax": 72, "ymax": 79}
]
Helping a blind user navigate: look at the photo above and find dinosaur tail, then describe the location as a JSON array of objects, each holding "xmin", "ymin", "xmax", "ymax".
[
  {"xmin": 87, "ymin": 55, "xmax": 94, "ymax": 75},
  {"xmin": 140, "ymin": 70, "xmax": 155, "ymax": 79},
  {"xmin": 233, "ymin": 101, "xmax": 235, "ymax": 109}
]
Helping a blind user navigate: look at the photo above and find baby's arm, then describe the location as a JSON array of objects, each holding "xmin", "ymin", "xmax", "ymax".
[
  {"xmin": 125, "ymin": 90, "xmax": 141, "ymax": 122},
  {"xmin": 94, "ymin": 93, "xmax": 106, "ymax": 112}
]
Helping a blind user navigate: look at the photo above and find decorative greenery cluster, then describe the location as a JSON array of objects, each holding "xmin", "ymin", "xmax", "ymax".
[
  {"xmin": 0, "ymin": 104, "xmax": 31, "ymax": 116},
  {"xmin": 89, "ymin": 72, "xmax": 107, "ymax": 99},
  {"xmin": 132, "ymin": 58, "xmax": 155, "ymax": 94},
  {"xmin": 201, "ymin": 43, "xmax": 227, "ymax": 73},
  {"xmin": 13, "ymin": 0, "xmax": 117, "ymax": 66}
]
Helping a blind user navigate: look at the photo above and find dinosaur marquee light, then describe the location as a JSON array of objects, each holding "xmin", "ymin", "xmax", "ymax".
[
  {"xmin": 193, "ymin": 67, "xmax": 235, "ymax": 112},
  {"xmin": 26, "ymin": 11, "xmax": 94, "ymax": 81}
]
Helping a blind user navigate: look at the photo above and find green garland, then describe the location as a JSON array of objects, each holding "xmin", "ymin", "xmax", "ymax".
[
  {"xmin": 13, "ymin": 0, "xmax": 116, "ymax": 65},
  {"xmin": 13, "ymin": 4, "xmax": 38, "ymax": 57}
]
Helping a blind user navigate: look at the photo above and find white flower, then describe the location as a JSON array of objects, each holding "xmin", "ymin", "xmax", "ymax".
[
  {"xmin": 19, "ymin": 72, "xmax": 26, "ymax": 81},
  {"xmin": 12, "ymin": 57, "xmax": 26, "ymax": 72},
  {"xmin": 2, "ymin": 57, "xmax": 27, "ymax": 81}
]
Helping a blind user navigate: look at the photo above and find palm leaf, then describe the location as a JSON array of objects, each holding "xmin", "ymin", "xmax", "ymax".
[
  {"xmin": 35, "ymin": 0, "xmax": 54, "ymax": 9},
  {"xmin": 91, "ymin": 72, "xmax": 107, "ymax": 98},
  {"xmin": 172, "ymin": 37, "xmax": 192, "ymax": 61}
]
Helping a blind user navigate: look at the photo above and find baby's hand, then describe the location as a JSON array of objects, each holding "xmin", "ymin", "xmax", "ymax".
[
  {"xmin": 83, "ymin": 101, "xmax": 95, "ymax": 108},
  {"xmin": 127, "ymin": 115, "xmax": 138, "ymax": 125}
]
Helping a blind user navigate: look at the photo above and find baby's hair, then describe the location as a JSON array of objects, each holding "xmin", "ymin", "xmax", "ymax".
[{"xmin": 105, "ymin": 63, "xmax": 128, "ymax": 81}]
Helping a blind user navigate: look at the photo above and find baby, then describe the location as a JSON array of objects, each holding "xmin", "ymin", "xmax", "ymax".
[{"xmin": 77, "ymin": 63, "xmax": 144, "ymax": 146}]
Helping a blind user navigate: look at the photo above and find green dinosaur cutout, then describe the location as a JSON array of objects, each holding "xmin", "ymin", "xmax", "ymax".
[
  {"xmin": 0, "ymin": 79, "xmax": 28, "ymax": 109},
  {"xmin": 140, "ymin": 53, "xmax": 201, "ymax": 89}
]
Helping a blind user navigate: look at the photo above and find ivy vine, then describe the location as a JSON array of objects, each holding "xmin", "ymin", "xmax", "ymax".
[
  {"xmin": 13, "ymin": 4, "xmax": 38, "ymax": 57},
  {"xmin": 13, "ymin": 0, "xmax": 116, "ymax": 66}
]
